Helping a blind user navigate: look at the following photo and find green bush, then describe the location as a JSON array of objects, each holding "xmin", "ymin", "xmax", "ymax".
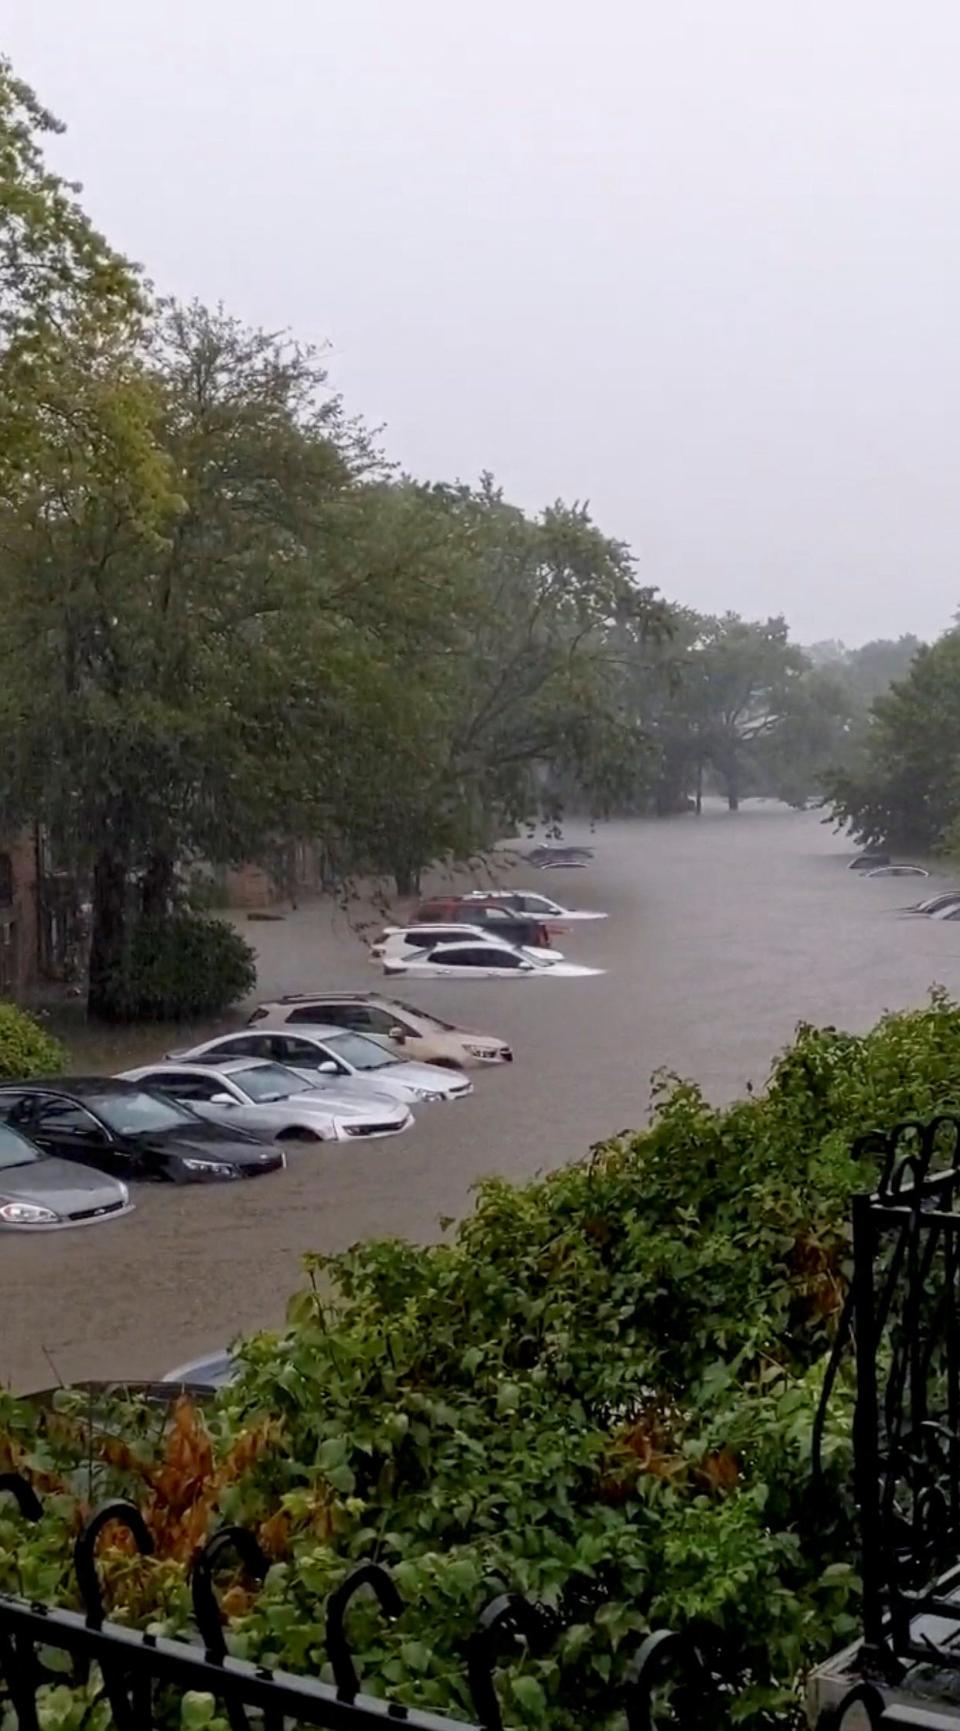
[
  {"xmin": 8, "ymin": 996, "xmax": 960, "ymax": 1727},
  {"xmin": 0, "ymin": 1001, "xmax": 65, "ymax": 1078},
  {"xmin": 108, "ymin": 912, "xmax": 256, "ymax": 1021}
]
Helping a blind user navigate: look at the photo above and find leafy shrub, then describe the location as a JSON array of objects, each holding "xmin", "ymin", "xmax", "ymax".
[
  {"xmin": 107, "ymin": 912, "xmax": 256, "ymax": 1020},
  {"xmin": 7, "ymin": 996, "xmax": 960, "ymax": 1726},
  {"xmin": 0, "ymin": 1001, "xmax": 65, "ymax": 1078}
]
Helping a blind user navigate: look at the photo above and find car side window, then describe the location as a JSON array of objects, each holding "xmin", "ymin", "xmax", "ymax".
[
  {"xmin": 149, "ymin": 1072, "xmax": 224, "ymax": 1102},
  {"xmin": 277, "ymin": 1037, "xmax": 327, "ymax": 1065},
  {"xmin": 210, "ymin": 1035, "xmax": 263, "ymax": 1057},
  {"xmin": 33, "ymin": 1099, "xmax": 106, "ymax": 1135},
  {"xmin": 309, "ymin": 1005, "xmax": 372, "ymax": 1030},
  {"xmin": 0, "ymin": 1091, "xmax": 36, "ymax": 1124},
  {"xmin": 363, "ymin": 1007, "xmax": 401, "ymax": 1034},
  {"xmin": 461, "ymin": 948, "xmax": 522, "ymax": 968},
  {"xmin": 288, "ymin": 1005, "xmax": 340, "ymax": 1026}
]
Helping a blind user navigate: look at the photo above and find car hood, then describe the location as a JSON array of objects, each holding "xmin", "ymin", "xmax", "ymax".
[
  {"xmin": 283, "ymin": 1074, "xmax": 410, "ymax": 1108},
  {"xmin": 382, "ymin": 1059, "xmax": 469, "ymax": 1091},
  {"xmin": 284, "ymin": 1087, "xmax": 408, "ymax": 1123},
  {"xmin": 136, "ymin": 1123, "xmax": 276, "ymax": 1165},
  {"xmin": 0, "ymin": 1158, "xmax": 125, "ymax": 1213}
]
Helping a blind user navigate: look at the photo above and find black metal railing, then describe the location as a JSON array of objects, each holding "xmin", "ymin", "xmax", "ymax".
[
  {"xmin": 820, "ymin": 1113, "xmax": 960, "ymax": 1678},
  {"xmin": 0, "ymin": 1474, "xmax": 718, "ymax": 1730}
]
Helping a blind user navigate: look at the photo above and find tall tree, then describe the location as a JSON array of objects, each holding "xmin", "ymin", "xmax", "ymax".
[
  {"xmin": 688, "ymin": 615, "xmax": 806, "ymax": 810},
  {"xmin": 824, "ymin": 631, "xmax": 960, "ymax": 850},
  {"xmin": 0, "ymin": 302, "xmax": 369, "ymax": 1015}
]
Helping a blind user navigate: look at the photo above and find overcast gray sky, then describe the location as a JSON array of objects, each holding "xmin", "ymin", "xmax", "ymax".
[{"xmin": 6, "ymin": 1, "xmax": 960, "ymax": 643}]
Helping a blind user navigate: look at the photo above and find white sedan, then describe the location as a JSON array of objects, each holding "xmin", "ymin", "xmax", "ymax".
[
  {"xmin": 373, "ymin": 924, "xmax": 565, "ymax": 965},
  {"xmin": 118, "ymin": 1059, "xmax": 414, "ymax": 1141},
  {"xmin": 463, "ymin": 890, "xmax": 607, "ymax": 922},
  {"xmin": 384, "ymin": 938, "xmax": 603, "ymax": 979},
  {"xmin": 167, "ymin": 1028, "xmax": 473, "ymax": 1104}
]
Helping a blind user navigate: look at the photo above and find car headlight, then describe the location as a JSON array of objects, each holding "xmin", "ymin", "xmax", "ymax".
[
  {"xmin": 181, "ymin": 1157, "xmax": 235, "ymax": 1176},
  {"xmin": 463, "ymin": 1043, "xmax": 494, "ymax": 1058},
  {"xmin": 409, "ymin": 1086, "xmax": 442, "ymax": 1101},
  {"xmin": 0, "ymin": 1200, "xmax": 59, "ymax": 1224},
  {"xmin": 118, "ymin": 1182, "xmax": 130, "ymax": 1203}
]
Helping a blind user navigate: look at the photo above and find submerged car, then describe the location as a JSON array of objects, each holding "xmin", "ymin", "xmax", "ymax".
[
  {"xmin": 373, "ymin": 924, "xmax": 565, "ymax": 965},
  {"xmin": 524, "ymin": 843, "xmax": 594, "ymax": 869},
  {"xmin": 413, "ymin": 900, "xmax": 559, "ymax": 943},
  {"xmin": 169, "ymin": 1028, "xmax": 473, "ymax": 1105},
  {"xmin": 849, "ymin": 852, "xmax": 891, "ymax": 871},
  {"xmin": 900, "ymin": 892, "xmax": 960, "ymax": 916},
  {"xmin": 118, "ymin": 1059, "xmax": 414, "ymax": 1141},
  {"xmin": 248, "ymin": 993, "xmax": 512, "ymax": 1066},
  {"xmin": 0, "ymin": 1118, "xmax": 132, "ymax": 1230},
  {"xmin": 462, "ymin": 889, "xmax": 607, "ymax": 922},
  {"xmin": 865, "ymin": 865, "xmax": 929, "ymax": 879},
  {"xmin": 0, "ymin": 1080, "xmax": 284, "ymax": 1183},
  {"xmin": 163, "ymin": 1348, "xmax": 236, "ymax": 1388},
  {"xmin": 384, "ymin": 937, "xmax": 604, "ymax": 979}
]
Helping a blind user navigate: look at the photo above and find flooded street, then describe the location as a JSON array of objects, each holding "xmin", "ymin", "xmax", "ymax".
[{"xmin": 3, "ymin": 801, "xmax": 958, "ymax": 1392}]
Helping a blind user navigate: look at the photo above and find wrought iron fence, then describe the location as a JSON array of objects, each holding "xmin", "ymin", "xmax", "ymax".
[
  {"xmin": 0, "ymin": 1473, "xmax": 715, "ymax": 1730},
  {"xmin": 810, "ymin": 1113, "xmax": 960, "ymax": 1682}
]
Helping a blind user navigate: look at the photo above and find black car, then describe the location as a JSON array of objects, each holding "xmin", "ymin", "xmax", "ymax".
[{"xmin": 0, "ymin": 1079, "xmax": 284, "ymax": 1184}]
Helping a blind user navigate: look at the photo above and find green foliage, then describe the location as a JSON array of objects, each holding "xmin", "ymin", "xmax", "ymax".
[
  {"xmin": 824, "ymin": 631, "xmax": 960, "ymax": 850},
  {"xmin": 0, "ymin": 1001, "xmax": 65, "ymax": 1078},
  {"xmin": 103, "ymin": 912, "xmax": 256, "ymax": 1021},
  {"xmin": 9, "ymin": 999, "xmax": 960, "ymax": 1725}
]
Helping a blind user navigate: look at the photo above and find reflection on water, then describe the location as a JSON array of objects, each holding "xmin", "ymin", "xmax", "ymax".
[{"xmin": 6, "ymin": 801, "xmax": 958, "ymax": 1391}]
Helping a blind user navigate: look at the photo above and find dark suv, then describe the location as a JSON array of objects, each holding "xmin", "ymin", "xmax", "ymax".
[{"xmin": 413, "ymin": 898, "xmax": 553, "ymax": 947}]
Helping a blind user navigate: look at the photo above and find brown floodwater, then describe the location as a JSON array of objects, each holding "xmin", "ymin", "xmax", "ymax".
[{"xmin": 3, "ymin": 801, "xmax": 957, "ymax": 1392}]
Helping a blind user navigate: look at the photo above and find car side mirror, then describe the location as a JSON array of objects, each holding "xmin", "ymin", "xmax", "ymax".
[
  {"xmin": 389, "ymin": 1027, "xmax": 405, "ymax": 1041},
  {"xmin": 317, "ymin": 1060, "xmax": 338, "ymax": 1074},
  {"xmin": 519, "ymin": 961, "xmax": 535, "ymax": 972},
  {"xmin": 210, "ymin": 1093, "xmax": 237, "ymax": 1106}
]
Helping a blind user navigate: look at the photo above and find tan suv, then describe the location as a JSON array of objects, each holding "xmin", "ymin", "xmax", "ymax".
[{"xmin": 247, "ymin": 994, "xmax": 512, "ymax": 1068}]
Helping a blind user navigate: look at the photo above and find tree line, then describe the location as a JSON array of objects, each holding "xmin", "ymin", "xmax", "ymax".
[{"xmin": 0, "ymin": 58, "xmax": 925, "ymax": 1017}]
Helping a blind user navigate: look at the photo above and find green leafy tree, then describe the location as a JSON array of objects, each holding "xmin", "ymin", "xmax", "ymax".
[
  {"xmin": 691, "ymin": 615, "xmax": 807, "ymax": 809},
  {"xmin": 824, "ymin": 630, "xmax": 960, "ymax": 849},
  {"xmin": 754, "ymin": 665, "xmax": 854, "ymax": 807},
  {"xmin": 0, "ymin": 301, "xmax": 366, "ymax": 1016}
]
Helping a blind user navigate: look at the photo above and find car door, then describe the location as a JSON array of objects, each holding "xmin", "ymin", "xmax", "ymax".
[{"xmin": 27, "ymin": 1097, "xmax": 130, "ymax": 1176}]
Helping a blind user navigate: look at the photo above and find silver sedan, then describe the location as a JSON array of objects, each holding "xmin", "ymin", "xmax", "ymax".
[
  {"xmin": 118, "ymin": 1059, "xmax": 413, "ymax": 1142},
  {"xmin": 0, "ymin": 1119, "xmax": 132, "ymax": 1229}
]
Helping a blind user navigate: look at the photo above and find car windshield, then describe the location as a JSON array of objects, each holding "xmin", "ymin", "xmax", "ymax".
[
  {"xmin": 233, "ymin": 1064, "xmax": 311, "ymax": 1103},
  {"xmin": 86, "ymin": 1090, "xmax": 194, "ymax": 1135},
  {"xmin": 325, "ymin": 1032, "xmax": 400, "ymax": 1071},
  {"xmin": 0, "ymin": 1121, "xmax": 40, "ymax": 1170}
]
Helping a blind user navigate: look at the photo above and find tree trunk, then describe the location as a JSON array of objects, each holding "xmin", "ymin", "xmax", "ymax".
[
  {"xmin": 140, "ymin": 850, "xmax": 176, "ymax": 921},
  {"xmin": 727, "ymin": 771, "xmax": 740, "ymax": 811},
  {"xmin": 87, "ymin": 844, "xmax": 130, "ymax": 1021},
  {"xmin": 695, "ymin": 757, "xmax": 703, "ymax": 815},
  {"xmin": 392, "ymin": 861, "xmax": 421, "ymax": 898}
]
